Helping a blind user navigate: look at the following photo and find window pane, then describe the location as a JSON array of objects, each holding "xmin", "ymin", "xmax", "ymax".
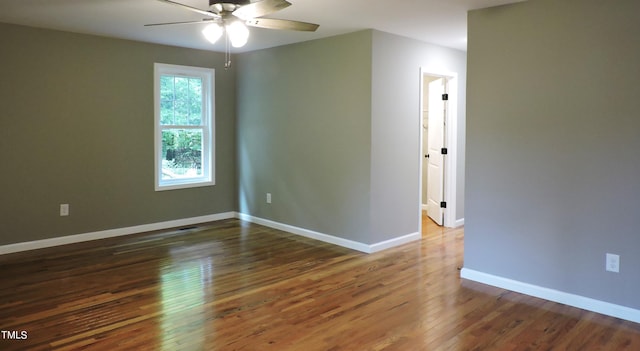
[
  {"xmin": 160, "ymin": 100, "xmax": 174, "ymax": 125},
  {"xmin": 159, "ymin": 75, "xmax": 203, "ymax": 127},
  {"xmin": 174, "ymin": 77, "xmax": 190, "ymax": 125},
  {"xmin": 161, "ymin": 129, "xmax": 203, "ymax": 180},
  {"xmin": 160, "ymin": 76, "xmax": 174, "ymax": 100},
  {"xmin": 160, "ymin": 76, "xmax": 175, "ymax": 125},
  {"xmin": 188, "ymin": 78, "xmax": 202, "ymax": 125}
]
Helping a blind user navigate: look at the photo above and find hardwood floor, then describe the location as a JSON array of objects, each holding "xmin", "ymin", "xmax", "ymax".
[{"xmin": 1, "ymin": 214, "xmax": 639, "ymax": 350}]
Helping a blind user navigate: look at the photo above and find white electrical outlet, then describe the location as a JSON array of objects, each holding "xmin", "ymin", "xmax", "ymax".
[
  {"xmin": 266, "ymin": 193, "xmax": 272, "ymax": 204},
  {"xmin": 60, "ymin": 204, "xmax": 69, "ymax": 216},
  {"xmin": 606, "ymin": 253, "xmax": 620, "ymax": 273}
]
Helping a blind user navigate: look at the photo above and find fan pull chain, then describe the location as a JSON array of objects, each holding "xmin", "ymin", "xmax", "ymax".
[{"xmin": 224, "ymin": 32, "xmax": 231, "ymax": 70}]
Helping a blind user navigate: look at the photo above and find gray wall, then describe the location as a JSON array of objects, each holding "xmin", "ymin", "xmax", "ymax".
[
  {"xmin": 0, "ymin": 23, "xmax": 237, "ymax": 246},
  {"xmin": 465, "ymin": 0, "xmax": 640, "ymax": 309},
  {"xmin": 236, "ymin": 30, "xmax": 374, "ymax": 243},
  {"xmin": 371, "ymin": 30, "xmax": 467, "ymax": 242},
  {"xmin": 237, "ymin": 30, "xmax": 466, "ymax": 245}
]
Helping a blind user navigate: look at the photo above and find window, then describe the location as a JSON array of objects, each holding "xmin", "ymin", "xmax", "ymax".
[{"xmin": 154, "ymin": 63, "xmax": 215, "ymax": 191}]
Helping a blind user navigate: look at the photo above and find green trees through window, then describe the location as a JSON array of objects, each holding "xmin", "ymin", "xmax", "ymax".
[
  {"xmin": 159, "ymin": 76, "xmax": 202, "ymax": 126},
  {"xmin": 161, "ymin": 129, "xmax": 202, "ymax": 178},
  {"xmin": 160, "ymin": 76, "xmax": 203, "ymax": 178}
]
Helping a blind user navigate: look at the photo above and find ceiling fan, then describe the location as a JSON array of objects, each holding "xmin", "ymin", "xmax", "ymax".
[{"xmin": 146, "ymin": 0, "xmax": 319, "ymax": 49}]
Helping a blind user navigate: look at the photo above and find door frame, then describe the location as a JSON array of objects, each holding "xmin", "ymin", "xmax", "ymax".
[{"xmin": 418, "ymin": 67, "xmax": 459, "ymax": 230}]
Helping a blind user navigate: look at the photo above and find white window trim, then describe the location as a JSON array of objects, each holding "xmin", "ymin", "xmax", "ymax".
[{"xmin": 154, "ymin": 63, "xmax": 215, "ymax": 191}]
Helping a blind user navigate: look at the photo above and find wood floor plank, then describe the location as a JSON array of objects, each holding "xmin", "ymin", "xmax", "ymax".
[{"xmin": 1, "ymin": 215, "xmax": 639, "ymax": 350}]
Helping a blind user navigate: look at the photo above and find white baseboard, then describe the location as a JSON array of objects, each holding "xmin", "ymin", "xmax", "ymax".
[
  {"xmin": 1, "ymin": 211, "xmax": 419, "ymax": 256},
  {"xmin": 460, "ymin": 268, "xmax": 640, "ymax": 324},
  {"xmin": 0, "ymin": 212, "xmax": 236, "ymax": 255},
  {"xmin": 421, "ymin": 204, "xmax": 428, "ymax": 211},
  {"xmin": 236, "ymin": 213, "xmax": 420, "ymax": 254},
  {"xmin": 369, "ymin": 232, "xmax": 421, "ymax": 253},
  {"xmin": 455, "ymin": 218, "xmax": 465, "ymax": 227},
  {"xmin": 236, "ymin": 213, "xmax": 370, "ymax": 253}
]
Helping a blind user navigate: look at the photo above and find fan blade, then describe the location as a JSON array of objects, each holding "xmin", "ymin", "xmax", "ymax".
[
  {"xmin": 145, "ymin": 19, "xmax": 217, "ymax": 27},
  {"xmin": 233, "ymin": 0, "xmax": 291, "ymax": 20},
  {"xmin": 155, "ymin": 0, "xmax": 219, "ymax": 18},
  {"xmin": 246, "ymin": 18, "xmax": 319, "ymax": 32}
]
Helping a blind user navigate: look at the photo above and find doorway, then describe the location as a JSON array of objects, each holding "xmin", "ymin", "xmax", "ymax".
[{"xmin": 418, "ymin": 68, "xmax": 459, "ymax": 231}]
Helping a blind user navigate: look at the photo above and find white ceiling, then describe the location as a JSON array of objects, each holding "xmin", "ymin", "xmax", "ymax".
[{"xmin": 0, "ymin": 0, "xmax": 525, "ymax": 53}]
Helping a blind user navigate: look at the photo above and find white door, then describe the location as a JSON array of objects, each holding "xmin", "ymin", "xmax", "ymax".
[{"xmin": 426, "ymin": 78, "xmax": 446, "ymax": 225}]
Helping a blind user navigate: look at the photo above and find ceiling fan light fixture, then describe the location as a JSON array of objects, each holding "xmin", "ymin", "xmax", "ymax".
[
  {"xmin": 150, "ymin": 0, "xmax": 319, "ymax": 68},
  {"xmin": 226, "ymin": 21, "xmax": 250, "ymax": 48},
  {"xmin": 202, "ymin": 23, "xmax": 223, "ymax": 44}
]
